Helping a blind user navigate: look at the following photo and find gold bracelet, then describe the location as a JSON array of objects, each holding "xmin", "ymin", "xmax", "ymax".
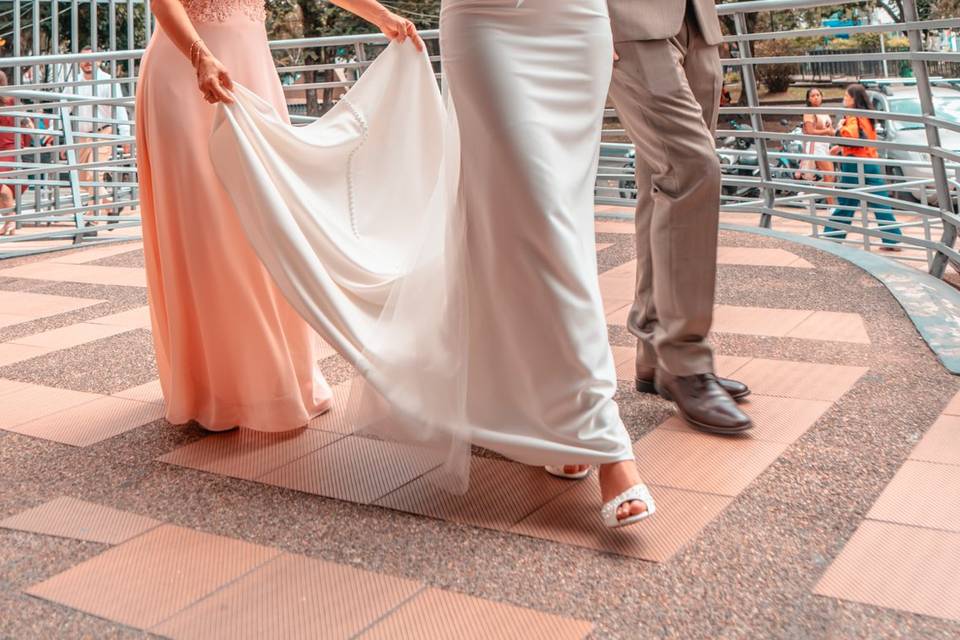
[{"xmin": 189, "ymin": 39, "xmax": 204, "ymax": 68}]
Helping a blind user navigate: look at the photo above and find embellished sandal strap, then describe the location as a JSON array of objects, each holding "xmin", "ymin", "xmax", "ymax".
[{"xmin": 601, "ymin": 483, "xmax": 655, "ymax": 527}]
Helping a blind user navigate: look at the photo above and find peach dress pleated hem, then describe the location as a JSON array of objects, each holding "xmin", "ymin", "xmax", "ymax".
[{"xmin": 135, "ymin": 12, "xmax": 332, "ymax": 432}]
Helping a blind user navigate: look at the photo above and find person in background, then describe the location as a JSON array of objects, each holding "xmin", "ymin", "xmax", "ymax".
[
  {"xmin": 1, "ymin": 69, "xmax": 34, "ymax": 236},
  {"xmin": 798, "ymin": 88, "xmax": 835, "ymax": 204},
  {"xmin": 69, "ymin": 47, "xmax": 132, "ymax": 224},
  {"xmin": 824, "ymin": 83, "xmax": 902, "ymax": 251}
]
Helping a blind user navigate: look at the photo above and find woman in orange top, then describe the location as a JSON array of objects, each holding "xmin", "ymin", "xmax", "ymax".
[{"xmin": 823, "ymin": 84, "xmax": 902, "ymax": 250}]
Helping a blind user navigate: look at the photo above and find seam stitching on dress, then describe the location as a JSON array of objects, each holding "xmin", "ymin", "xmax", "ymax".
[{"xmin": 342, "ymin": 96, "xmax": 369, "ymax": 239}]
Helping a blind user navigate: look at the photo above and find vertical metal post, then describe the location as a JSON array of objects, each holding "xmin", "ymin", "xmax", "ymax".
[
  {"xmin": 89, "ymin": 0, "xmax": 96, "ymax": 50},
  {"xmin": 858, "ymin": 161, "xmax": 870, "ymax": 250},
  {"xmin": 12, "ymin": 0, "xmax": 23, "ymax": 224},
  {"xmin": 145, "ymin": 0, "xmax": 152, "ymax": 42},
  {"xmin": 903, "ymin": 0, "xmax": 956, "ymax": 277},
  {"xmin": 733, "ymin": 11, "xmax": 775, "ymax": 229}
]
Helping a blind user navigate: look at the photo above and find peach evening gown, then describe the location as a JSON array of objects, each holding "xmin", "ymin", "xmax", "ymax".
[{"xmin": 134, "ymin": 0, "xmax": 332, "ymax": 431}]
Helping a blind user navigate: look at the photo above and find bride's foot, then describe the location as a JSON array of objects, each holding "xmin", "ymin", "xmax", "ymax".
[
  {"xmin": 598, "ymin": 460, "xmax": 654, "ymax": 528},
  {"xmin": 544, "ymin": 464, "xmax": 591, "ymax": 479}
]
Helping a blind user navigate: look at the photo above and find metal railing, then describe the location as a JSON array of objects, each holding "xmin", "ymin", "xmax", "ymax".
[
  {"xmin": 598, "ymin": 0, "xmax": 960, "ymax": 278},
  {"xmin": 2, "ymin": 0, "xmax": 958, "ymax": 279}
]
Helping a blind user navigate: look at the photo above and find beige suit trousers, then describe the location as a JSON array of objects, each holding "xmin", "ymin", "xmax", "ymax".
[{"xmin": 607, "ymin": 9, "xmax": 723, "ymax": 377}]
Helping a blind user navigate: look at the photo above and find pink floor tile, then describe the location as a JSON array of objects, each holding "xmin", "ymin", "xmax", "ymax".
[
  {"xmin": 866, "ymin": 460, "xmax": 960, "ymax": 533},
  {"xmin": 0, "ymin": 378, "xmax": 30, "ymax": 397},
  {"xmin": 0, "ymin": 342, "xmax": 49, "ymax": 367},
  {"xmin": 258, "ymin": 436, "xmax": 440, "ymax": 504},
  {"xmin": 86, "ymin": 306, "xmax": 152, "ymax": 329},
  {"xmin": 0, "ymin": 262, "xmax": 146, "ymax": 287},
  {"xmin": 729, "ymin": 358, "xmax": 868, "ymax": 402},
  {"xmin": 784, "ymin": 311, "xmax": 870, "ymax": 344},
  {"xmin": 157, "ymin": 428, "xmax": 341, "ymax": 481},
  {"xmin": 631, "ymin": 429, "xmax": 788, "ymax": 496},
  {"xmin": 715, "ymin": 354, "xmax": 753, "ymax": 378},
  {"xmin": 376, "ymin": 457, "xmax": 576, "ymax": 530},
  {"xmin": 711, "ymin": 305, "xmax": 814, "ymax": 338},
  {"xmin": 9, "ymin": 396, "xmax": 165, "ymax": 446},
  {"xmin": 0, "ymin": 290, "xmax": 105, "ymax": 319},
  {"xmin": 0, "ymin": 384, "xmax": 102, "ymax": 430},
  {"xmin": 510, "ymin": 476, "xmax": 731, "ymax": 562},
  {"xmin": 112, "ymin": 379, "xmax": 164, "ymax": 404},
  {"xmin": 814, "ymin": 520, "xmax": 960, "ymax": 623},
  {"xmin": 716, "ymin": 246, "xmax": 814, "ymax": 269},
  {"xmin": 361, "ymin": 587, "xmax": 593, "ymax": 640},
  {"xmin": 25, "ymin": 525, "xmax": 280, "ymax": 629},
  {"xmin": 46, "ymin": 242, "xmax": 142, "ymax": 265},
  {"xmin": 909, "ymin": 414, "xmax": 960, "ymax": 466},
  {"xmin": 152, "ymin": 553, "xmax": 421, "ymax": 640},
  {"xmin": 10, "ymin": 322, "xmax": 131, "ymax": 349},
  {"xmin": 0, "ymin": 496, "xmax": 160, "ymax": 544},
  {"xmin": 943, "ymin": 390, "xmax": 960, "ymax": 416},
  {"xmin": 657, "ymin": 395, "xmax": 831, "ymax": 444},
  {"xmin": 307, "ymin": 381, "xmax": 357, "ymax": 434}
]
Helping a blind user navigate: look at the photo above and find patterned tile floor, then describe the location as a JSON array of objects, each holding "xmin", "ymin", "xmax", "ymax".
[{"xmin": 1, "ymin": 222, "xmax": 958, "ymax": 638}]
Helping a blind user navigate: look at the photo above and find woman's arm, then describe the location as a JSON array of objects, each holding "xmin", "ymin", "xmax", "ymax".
[
  {"xmin": 325, "ymin": 0, "xmax": 425, "ymax": 50},
  {"xmin": 151, "ymin": 0, "xmax": 234, "ymax": 103}
]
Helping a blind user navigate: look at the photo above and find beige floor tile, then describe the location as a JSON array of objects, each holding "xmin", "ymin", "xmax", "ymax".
[
  {"xmin": 784, "ymin": 311, "xmax": 870, "ymax": 344},
  {"xmin": 0, "ymin": 290, "xmax": 105, "ymax": 319},
  {"xmin": 814, "ymin": 520, "xmax": 960, "ymax": 622},
  {"xmin": 0, "ymin": 496, "xmax": 160, "ymax": 544},
  {"xmin": 910, "ymin": 414, "xmax": 960, "ymax": 466},
  {"xmin": 715, "ymin": 354, "xmax": 753, "ymax": 378},
  {"xmin": 258, "ymin": 436, "xmax": 440, "ymax": 504},
  {"xmin": 657, "ymin": 395, "xmax": 831, "ymax": 444},
  {"xmin": 152, "ymin": 553, "xmax": 422, "ymax": 640},
  {"xmin": 0, "ymin": 262, "xmax": 146, "ymax": 287},
  {"xmin": 112, "ymin": 379, "xmax": 164, "ymax": 404},
  {"xmin": 361, "ymin": 587, "xmax": 593, "ymax": 640},
  {"xmin": 866, "ymin": 460, "xmax": 960, "ymax": 533},
  {"xmin": 46, "ymin": 242, "xmax": 142, "ymax": 265},
  {"xmin": 0, "ymin": 378, "xmax": 30, "ymax": 397},
  {"xmin": 87, "ymin": 305, "xmax": 151, "ymax": 329},
  {"xmin": 0, "ymin": 342, "xmax": 49, "ymax": 367},
  {"xmin": 602, "ymin": 296, "xmax": 633, "ymax": 316},
  {"xmin": 0, "ymin": 384, "xmax": 102, "ymax": 430},
  {"xmin": 717, "ymin": 246, "xmax": 814, "ymax": 268},
  {"xmin": 511, "ymin": 477, "xmax": 731, "ymax": 562},
  {"xmin": 0, "ymin": 313, "xmax": 26, "ymax": 329},
  {"xmin": 9, "ymin": 396, "xmax": 165, "ymax": 446},
  {"xmin": 10, "ymin": 322, "xmax": 131, "ymax": 349},
  {"xmin": 606, "ymin": 303, "xmax": 631, "ymax": 328},
  {"xmin": 25, "ymin": 524, "xmax": 280, "ymax": 629},
  {"xmin": 943, "ymin": 390, "xmax": 960, "ymax": 416},
  {"xmin": 593, "ymin": 218, "xmax": 634, "ymax": 234},
  {"xmin": 730, "ymin": 358, "xmax": 868, "ymax": 402},
  {"xmin": 711, "ymin": 305, "xmax": 814, "ymax": 338},
  {"xmin": 307, "ymin": 381, "xmax": 357, "ymax": 434},
  {"xmin": 599, "ymin": 261, "xmax": 636, "ymax": 284},
  {"xmin": 376, "ymin": 457, "xmax": 576, "ymax": 530},
  {"xmin": 631, "ymin": 430, "xmax": 787, "ymax": 496},
  {"xmin": 157, "ymin": 428, "xmax": 341, "ymax": 481}
]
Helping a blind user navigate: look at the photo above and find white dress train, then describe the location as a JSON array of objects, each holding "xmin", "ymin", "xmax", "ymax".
[{"xmin": 209, "ymin": 0, "xmax": 633, "ymax": 483}]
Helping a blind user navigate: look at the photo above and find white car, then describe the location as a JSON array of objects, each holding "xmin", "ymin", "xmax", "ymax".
[{"xmin": 867, "ymin": 84, "xmax": 960, "ymax": 205}]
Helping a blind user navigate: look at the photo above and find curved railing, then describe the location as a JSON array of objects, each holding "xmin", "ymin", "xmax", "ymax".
[{"xmin": 1, "ymin": 0, "xmax": 958, "ymax": 278}]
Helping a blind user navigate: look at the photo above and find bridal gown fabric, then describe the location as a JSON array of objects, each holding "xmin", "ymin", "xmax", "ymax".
[
  {"xmin": 135, "ymin": 0, "xmax": 332, "ymax": 432},
  {"xmin": 210, "ymin": 0, "xmax": 634, "ymax": 479}
]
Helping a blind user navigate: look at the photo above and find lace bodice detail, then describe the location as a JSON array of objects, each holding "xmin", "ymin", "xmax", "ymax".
[{"xmin": 181, "ymin": 0, "xmax": 266, "ymax": 23}]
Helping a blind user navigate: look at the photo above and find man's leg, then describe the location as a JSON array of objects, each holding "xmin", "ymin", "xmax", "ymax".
[
  {"xmin": 609, "ymin": 21, "xmax": 751, "ymax": 433},
  {"xmin": 608, "ymin": 32, "xmax": 719, "ymax": 377}
]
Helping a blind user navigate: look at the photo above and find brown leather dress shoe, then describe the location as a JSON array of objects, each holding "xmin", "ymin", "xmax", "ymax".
[
  {"xmin": 636, "ymin": 372, "xmax": 750, "ymax": 401},
  {"xmin": 654, "ymin": 371, "xmax": 753, "ymax": 435}
]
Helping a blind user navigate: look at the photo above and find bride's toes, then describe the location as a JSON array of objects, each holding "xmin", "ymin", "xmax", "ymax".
[
  {"xmin": 564, "ymin": 464, "xmax": 588, "ymax": 475},
  {"xmin": 617, "ymin": 499, "xmax": 647, "ymax": 521}
]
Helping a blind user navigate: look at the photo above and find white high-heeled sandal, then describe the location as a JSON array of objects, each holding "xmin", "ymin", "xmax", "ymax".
[
  {"xmin": 544, "ymin": 465, "xmax": 591, "ymax": 480},
  {"xmin": 601, "ymin": 483, "xmax": 656, "ymax": 528}
]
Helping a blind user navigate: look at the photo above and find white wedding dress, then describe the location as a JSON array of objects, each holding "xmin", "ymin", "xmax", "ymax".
[{"xmin": 209, "ymin": 0, "xmax": 634, "ymax": 485}]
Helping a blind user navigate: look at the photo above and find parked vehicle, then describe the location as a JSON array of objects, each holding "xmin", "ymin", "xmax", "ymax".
[{"xmin": 865, "ymin": 82, "xmax": 960, "ymax": 204}]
